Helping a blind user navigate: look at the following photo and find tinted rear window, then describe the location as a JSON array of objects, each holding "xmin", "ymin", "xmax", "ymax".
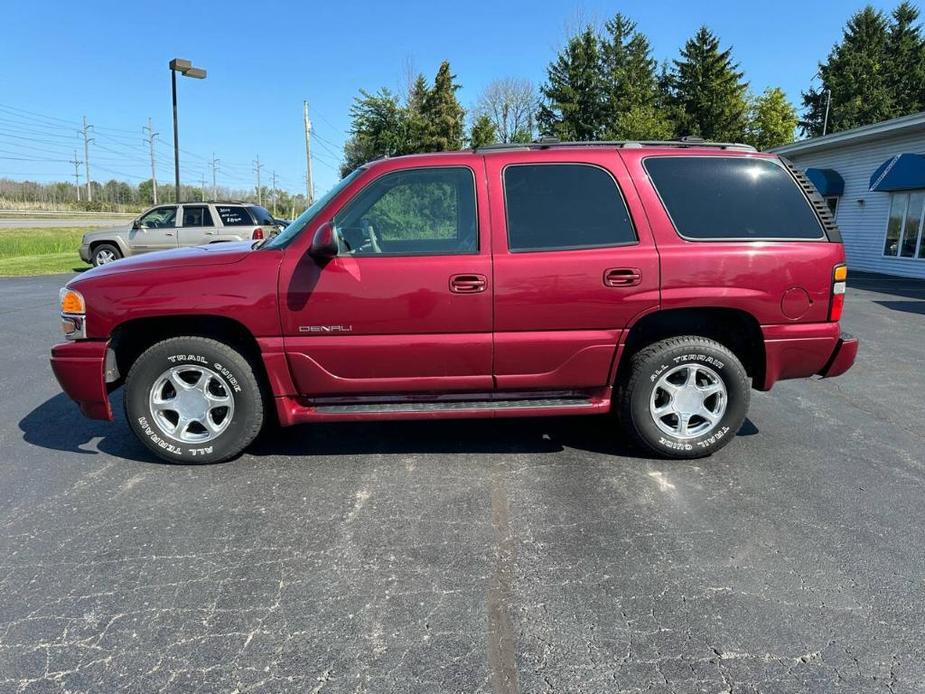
[
  {"xmin": 644, "ymin": 157, "xmax": 824, "ymax": 240},
  {"xmin": 250, "ymin": 206, "xmax": 274, "ymax": 225},
  {"xmin": 504, "ymin": 164, "xmax": 636, "ymax": 251},
  {"xmin": 216, "ymin": 206, "xmax": 253, "ymax": 226}
]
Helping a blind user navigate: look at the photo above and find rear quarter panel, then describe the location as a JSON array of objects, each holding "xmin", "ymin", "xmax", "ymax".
[{"xmin": 619, "ymin": 149, "xmax": 845, "ymax": 325}]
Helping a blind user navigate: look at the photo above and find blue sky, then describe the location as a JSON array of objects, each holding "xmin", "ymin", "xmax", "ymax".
[{"xmin": 0, "ymin": 0, "xmax": 905, "ymax": 196}]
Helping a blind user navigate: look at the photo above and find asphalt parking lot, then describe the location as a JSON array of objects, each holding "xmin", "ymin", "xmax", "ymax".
[{"xmin": 1, "ymin": 273, "xmax": 924, "ymax": 693}]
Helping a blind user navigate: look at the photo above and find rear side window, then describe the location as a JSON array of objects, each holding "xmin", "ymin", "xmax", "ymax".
[
  {"xmin": 216, "ymin": 206, "xmax": 253, "ymax": 226},
  {"xmin": 182, "ymin": 205, "xmax": 213, "ymax": 227},
  {"xmin": 251, "ymin": 206, "xmax": 274, "ymax": 225},
  {"xmin": 644, "ymin": 157, "xmax": 824, "ymax": 240},
  {"xmin": 504, "ymin": 164, "xmax": 636, "ymax": 251}
]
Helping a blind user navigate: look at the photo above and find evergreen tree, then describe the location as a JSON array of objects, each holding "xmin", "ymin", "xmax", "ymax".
[
  {"xmin": 668, "ymin": 26, "xmax": 749, "ymax": 141},
  {"xmin": 421, "ymin": 61, "xmax": 465, "ymax": 151},
  {"xmin": 537, "ymin": 27, "xmax": 605, "ymax": 140},
  {"xmin": 886, "ymin": 2, "xmax": 925, "ymax": 116},
  {"xmin": 600, "ymin": 14, "xmax": 671, "ymax": 139},
  {"xmin": 801, "ymin": 7, "xmax": 892, "ymax": 136},
  {"xmin": 469, "ymin": 114, "xmax": 497, "ymax": 148},
  {"xmin": 406, "ymin": 73, "xmax": 431, "ymax": 151},
  {"xmin": 745, "ymin": 87, "xmax": 798, "ymax": 150}
]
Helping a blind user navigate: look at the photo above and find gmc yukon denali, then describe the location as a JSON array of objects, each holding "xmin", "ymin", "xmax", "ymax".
[{"xmin": 50, "ymin": 139, "xmax": 858, "ymax": 464}]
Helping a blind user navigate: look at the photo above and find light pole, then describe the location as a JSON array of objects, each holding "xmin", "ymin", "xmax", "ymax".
[{"xmin": 169, "ymin": 58, "xmax": 207, "ymax": 203}]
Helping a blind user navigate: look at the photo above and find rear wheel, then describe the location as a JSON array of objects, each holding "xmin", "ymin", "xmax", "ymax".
[
  {"xmin": 91, "ymin": 243, "xmax": 122, "ymax": 266},
  {"xmin": 123, "ymin": 337, "xmax": 264, "ymax": 464},
  {"xmin": 619, "ymin": 336, "xmax": 749, "ymax": 459}
]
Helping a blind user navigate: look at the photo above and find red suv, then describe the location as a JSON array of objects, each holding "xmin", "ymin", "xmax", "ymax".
[{"xmin": 51, "ymin": 140, "xmax": 858, "ymax": 464}]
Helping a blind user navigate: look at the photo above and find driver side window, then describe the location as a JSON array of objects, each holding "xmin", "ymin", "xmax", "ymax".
[
  {"xmin": 334, "ymin": 167, "xmax": 477, "ymax": 255},
  {"xmin": 139, "ymin": 206, "xmax": 177, "ymax": 229}
]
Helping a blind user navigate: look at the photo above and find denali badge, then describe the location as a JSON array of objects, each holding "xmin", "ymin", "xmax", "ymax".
[{"xmin": 299, "ymin": 325, "xmax": 353, "ymax": 334}]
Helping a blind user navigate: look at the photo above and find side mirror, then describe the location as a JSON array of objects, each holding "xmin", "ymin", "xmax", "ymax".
[
  {"xmin": 308, "ymin": 222, "xmax": 338, "ymax": 261},
  {"xmin": 132, "ymin": 219, "xmax": 141, "ymax": 230}
]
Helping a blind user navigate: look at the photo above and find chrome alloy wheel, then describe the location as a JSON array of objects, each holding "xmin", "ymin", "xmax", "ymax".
[
  {"xmin": 148, "ymin": 365, "xmax": 235, "ymax": 443},
  {"xmin": 95, "ymin": 249, "xmax": 117, "ymax": 264},
  {"xmin": 649, "ymin": 363, "xmax": 727, "ymax": 440}
]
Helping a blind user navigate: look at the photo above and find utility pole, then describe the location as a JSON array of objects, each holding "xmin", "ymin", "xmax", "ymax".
[
  {"xmin": 210, "ymin": 153, "xmax": 220, "ymax": 200},
  {"xmin": 271, "ymin": 170, "xmax": 279, "ymax": 215},
  {"xmin": 822, "ymin": 89, "xmax": 832, "ymax": 136},
  {"xmin": 200, "ymin": 174, "xmax": 207, "ymax": 201},
  {"xmin": 69, "ymin": 151, "xmax": 82, "ymax": 202},
  {"xmin": 253, "ymin": 156, "xmax": 263, "ymax": 206},
  {"xmin": 143, "ymin": 117, "xmax": 159, "ymax": 204},
  {"xmin": 303, "ymin": 100, "xmax": 314, "ymax": 205},
  {"xmin": 80, "ymin": 116, "xmax": 94, "ymax": 202}
]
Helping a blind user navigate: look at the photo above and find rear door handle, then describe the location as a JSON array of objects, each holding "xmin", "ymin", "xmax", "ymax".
[
  {"xmin": 449, "ymin": 273, "xmax": 488, "ymax": 293},
  {"xmin": 604, "ymin": 267, "xmax": 641, "ymax": 287}
]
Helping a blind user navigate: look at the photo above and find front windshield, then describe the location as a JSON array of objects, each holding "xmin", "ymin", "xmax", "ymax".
[{"xmin": 263, "ymin": 167, "xmax": 365, "ymax": 249}]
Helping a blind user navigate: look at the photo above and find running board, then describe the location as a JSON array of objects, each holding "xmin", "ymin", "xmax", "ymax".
[
  {"xmin": 273, "ymin": 389, "xmax": 613, "ymax": 426},
  {"xmin": 313, "ymin": 396, "xmax": 594, "ymax": 414}
]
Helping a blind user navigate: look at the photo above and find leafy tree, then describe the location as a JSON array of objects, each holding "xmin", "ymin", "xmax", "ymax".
[
  {"xmin": 668, "ymin": 26, "xmax": 749, "ymax": 141},
  {"xmin": 341, "ymin": 61, "xmax": 467, "ymax": 175},
  {"xmin": 340, "ymin": 89, "xmax": 409, "ymax": 175},
  {"xmin": 745, "ymin": 87, "xmax": 798, "ymax": 150},
  {"xmin": 138, "ymin": 178, "xmax": 156, "ymax": 205},
  {"xmin": 600, "ymin": 14, "xmax": 672, "ymax": 139},
  {"xmin": 421, "ymin": 61, "xmax": 465, "ymax": 151},
  {"xmin": 469, "ymin": 114, "xmax": 497, "ymax": 148},
  {"xmin": 537, "ymin": 27, "xmax": 606, "ymax": 140},
  {"xmin": 801, "ymin": 7, "xmax": 893, "ymax": 136},
  {"xmin": 614, "ymin": 104, "xmax": 675, "ymax": 140},
  {"xmin": 473, "ymin": 77, "xmax": 536, "ymax": 143},
  {"xmin": 886, "ymin": 2, "xmax": 925, "ymax": 117}
]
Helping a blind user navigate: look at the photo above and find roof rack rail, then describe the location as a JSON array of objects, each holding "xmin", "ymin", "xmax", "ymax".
[{"xmin": 473, "ymin": 137, "xmax": 756, "ymax": 153}]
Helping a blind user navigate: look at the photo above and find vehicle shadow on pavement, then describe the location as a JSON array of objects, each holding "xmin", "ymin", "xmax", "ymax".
[
  {"xmin": 18, "ymin": 392, "xmax": 159, "ymax": 464},
  {"xmin": 249, "ymin": 415, "xmax": 758, "ymax": 461},
  {"xmin": 850, "ymin": 272, "xmax": 925, "ymax": 300},
  {"xmin": 20, "ymin": 392, "xmax": 759, "ymax": 464},
  {"xmin": 874, "ymin": 300, "xmax": 925, "ymax": 316}
]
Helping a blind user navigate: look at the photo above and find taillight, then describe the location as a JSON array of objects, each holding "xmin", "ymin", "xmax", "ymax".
[
  {"xmin": 829, "ymin": 264, "xmax": 847, "ymax": 321},
  {"xmin": 252, "ymin": 227, "xmax": 264, "ymax": 240}
]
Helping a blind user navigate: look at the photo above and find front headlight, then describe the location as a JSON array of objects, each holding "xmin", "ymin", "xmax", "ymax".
[{"xmin": 59, "ymin": 288, "xmax": 87, "ymax": 339}]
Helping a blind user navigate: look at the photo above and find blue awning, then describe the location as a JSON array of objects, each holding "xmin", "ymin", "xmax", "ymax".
[
  {"xmin": 869, "ymin": 153, "xmax": 925, "ymax": 192},
  {"xmin": 805, "ymin": 168, "xmax": 844, "ymax": 197}
]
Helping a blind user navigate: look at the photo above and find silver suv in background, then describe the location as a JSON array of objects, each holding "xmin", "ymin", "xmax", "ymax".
[{"xmin": 79, "ymin": 202, "xmax": 280, "ymax": 266}]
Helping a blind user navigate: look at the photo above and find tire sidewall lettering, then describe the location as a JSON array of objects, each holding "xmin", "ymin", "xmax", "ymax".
[
  {"xmin": 647, "ymin": 351, "xmax": 730, "ymax": 450},
  {"xmin": 628, "ymin": 340, "xmax": 748, "ymax": 458}
]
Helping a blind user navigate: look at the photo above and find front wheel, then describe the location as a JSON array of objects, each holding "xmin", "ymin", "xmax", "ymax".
[
  {"xmin": 619, "ymin": 336, "xmax": 750, "ymax": 459},
  {"xmin": 123, "ymin": 337, "xmax": 264, "ymax": 464},
  {"xmin": 91, "ymin": 243, "xmax": 122, "ymax": 266}
]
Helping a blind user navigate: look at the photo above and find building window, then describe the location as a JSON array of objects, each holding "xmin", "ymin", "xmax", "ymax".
[
  {"xmin": 883, "ymin": 191, "xmax": 925, "ymax": 258},
  {"xmin": 825, "ymin": 197, "xmax": 839, "ymax": 218}
]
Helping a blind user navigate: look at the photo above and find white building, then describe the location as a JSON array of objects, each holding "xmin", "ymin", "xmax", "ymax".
[{"xmin": 772, "ymin": 112, "xmax": 925, "ymax": 279}]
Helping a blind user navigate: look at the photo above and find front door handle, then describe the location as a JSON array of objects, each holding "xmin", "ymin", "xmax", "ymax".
[
  {"xmin": 604, "ymin": 267, "xmax": 641, "ymax": 287},
  {"xmin": 449, "ymin": 273, "xmax": 487, "ymax": 294}
]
